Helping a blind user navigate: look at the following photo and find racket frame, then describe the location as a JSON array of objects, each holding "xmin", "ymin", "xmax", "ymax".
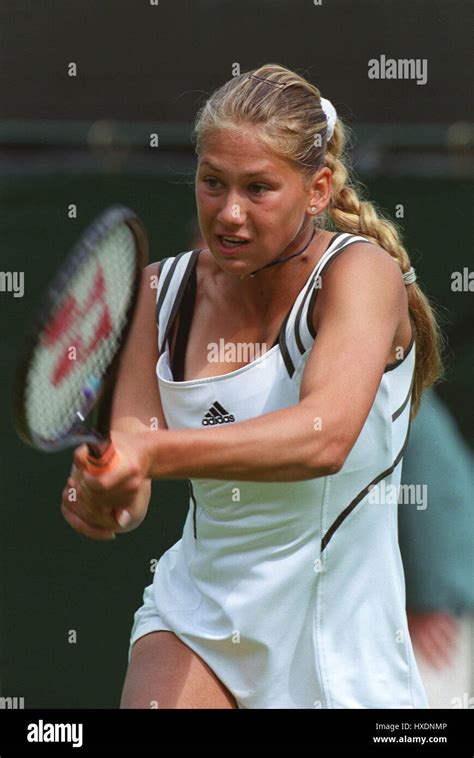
[{"xmin": 13, "ymin": 204, "xmax": 149, "ymax": 455}]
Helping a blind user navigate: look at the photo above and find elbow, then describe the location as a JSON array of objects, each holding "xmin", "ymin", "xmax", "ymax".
[
  {"xmin": 307, "ymin": 440, "xmax": 347, "ymax": 478},
  {"xmin": 320, "ymin": 454, "xmax": 345, "ymax": 477}
]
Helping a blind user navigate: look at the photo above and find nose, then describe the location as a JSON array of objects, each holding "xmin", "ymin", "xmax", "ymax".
[{"xmin": 216, "ymin": 192, "xmax": 246, "ymax": 226}]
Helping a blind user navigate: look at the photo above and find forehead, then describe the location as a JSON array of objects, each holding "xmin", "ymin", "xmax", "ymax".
[{"xmin": 198, "ymin": 128, "xmax": 294, "ymax": 177}]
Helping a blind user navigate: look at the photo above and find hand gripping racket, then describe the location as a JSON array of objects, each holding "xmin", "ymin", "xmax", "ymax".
[{"xmin": 13, "ymin": 205, "xmax": 149, "ymax": 475}]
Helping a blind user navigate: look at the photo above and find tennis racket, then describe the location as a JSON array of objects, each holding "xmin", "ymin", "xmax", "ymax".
[{"xmin": 13, "ymin": 205, "xmax": 149, "ymax": 476}]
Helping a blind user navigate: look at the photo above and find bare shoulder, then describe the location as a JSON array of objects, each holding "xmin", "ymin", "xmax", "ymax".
[
  {"xmin": 141, "ymin": 261, "xmax": 163, "ymax": 344},
  {"xmin": 327, "ymin": 240, "xmax": 403, "ymax": 278},
  {"xmin": 348, "ymin": 241, "xmax": 404, "ymax": 296},
  {"xmin": 312, "ymin": 241, "xmax": 406, "ymax": 331},
  {"xmin": 143, "ymin": 260, "xmax": 161, "ymax": 286}
]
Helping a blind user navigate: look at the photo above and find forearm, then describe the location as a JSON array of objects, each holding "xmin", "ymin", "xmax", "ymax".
[{"xmin": 143, "ymin": 403, "xmax": 340, "ymax": 482}]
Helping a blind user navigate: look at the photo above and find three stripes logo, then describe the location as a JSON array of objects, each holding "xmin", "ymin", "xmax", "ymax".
[{"xmin": 201, "ymin": 400, "xmax": 235, "ymax": 426}]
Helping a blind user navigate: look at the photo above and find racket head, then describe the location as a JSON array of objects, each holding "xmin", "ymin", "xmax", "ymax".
[{"xmin": 13, "ymin": 204, "xmax": 148, "ymax": 452}]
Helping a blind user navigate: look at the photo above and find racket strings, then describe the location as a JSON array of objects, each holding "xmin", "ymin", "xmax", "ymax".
[{"xmin": 25, "ymin": 224, "xmax": 137, "ymax": 441}]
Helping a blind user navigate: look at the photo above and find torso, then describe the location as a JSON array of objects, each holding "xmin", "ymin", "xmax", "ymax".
[{"xmin": 167, "ymin": 231, "xmax": 413, "ymax": 382}]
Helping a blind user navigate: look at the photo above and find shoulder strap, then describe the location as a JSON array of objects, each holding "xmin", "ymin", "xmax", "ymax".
[
  {"xmin": 171, "ymin": 262, "xmax": 197, "ymax": 381},
  {"xmin": 279, "ymin": 233, "xmax": 375, "ymax": 378},
  {"xmin": 155, "ymin": 249, "xmax": 201, "ymax": 354}
]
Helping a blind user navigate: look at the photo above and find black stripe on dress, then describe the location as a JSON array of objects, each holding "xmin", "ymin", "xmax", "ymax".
[
  {"xmin": 277, "ymin": 308, "xmax": 296, "ymax": 378},
  {"xmin": 159, "ymin": 249, "xmax": 201, "ymax": 354},
  {"xmin": 384, "ymin": 323, "xmax": 415, "ymax": 373},
  {"xmin": 172, "ymin": 262, "xmax": 198, "ymax": 381},
  {"xmin": 305, "ymin": 237, "xmax": 377, "ymax": 340},
  {"xmin": 155, "ymin": 256, "xmax": 175, "ymax": 332},
  {"xmin": 391, "ymin": 372, "xmax": 415, "ymax": 422},
  {"xmin": 293, "ymin": 232, "xmax": 347, "ymax": 354},
  {"xmin": 188, "ymin": 480, "xmax": 197, "ymax": 539},
  {"xmin": 320, "ymin": 415, "xmax": 412, "ymax": 552},
  {"xmin": 271, "ymin": 234, "xmax": 348, "ymax": 370}
]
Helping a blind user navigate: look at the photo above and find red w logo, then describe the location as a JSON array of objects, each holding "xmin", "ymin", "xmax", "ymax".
[{"xmin": 43, "ymin": 266, "xmax": 112, "ymax": 387}]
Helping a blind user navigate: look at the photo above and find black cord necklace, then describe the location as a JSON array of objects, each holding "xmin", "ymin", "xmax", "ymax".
[{"xmin": 239, "ymin": 227, "xmax": 317, "ymax": 280}]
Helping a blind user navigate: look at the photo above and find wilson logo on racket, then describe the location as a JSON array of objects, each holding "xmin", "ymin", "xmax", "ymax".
[
  {"xmin": 13, "ymin": 205, "xmax": 149, "ymax": 477},
  {"xmin": 43, "ymin": 266, "xmax": 113, "ymax": 386}
]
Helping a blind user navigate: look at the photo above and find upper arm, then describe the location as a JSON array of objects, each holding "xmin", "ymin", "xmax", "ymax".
[
  {"xmin": 110, "ymin": 261, "xmax": 168, "ymax": 434},
  {"xmin": 299, "ymin": 244, "xmax": 404, "ymax": 466}
]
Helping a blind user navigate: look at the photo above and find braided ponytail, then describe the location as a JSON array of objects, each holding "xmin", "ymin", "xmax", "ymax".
[{"xmin": 324, "ymin": 121, "xmax": 445, "ymax": 416}]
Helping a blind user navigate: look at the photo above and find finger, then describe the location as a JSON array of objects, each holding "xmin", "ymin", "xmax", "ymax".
[
  {"xmin": 61, "ymin": 503, "xmax": 116, "ymax": 541},
  {"xmin": 73, "ymin": 444, "xmax": 90, "ymax": 471},
  {"xmin": 68, "ymin": 493, "xmax": 123, "ymax": 531},
  {"xmin": 61, "ymin": 485, "xmax": 123, "ymax": 531},
  {"xmin": 62, "ymin": 485, "xmax": 79, "ymax": 507},
  {"xmin": 81, "ymin": 467, "xmax": 140, "ymax": 499},
  {"xmin": 69, "ymin": 496, "xmax": 120, "ymax": 530},
  {"xmin": 83, "ymin": 506, "xmax": 123, "ymax": 530},
  {"xmin": 114, "ymin": 509, "xmax": 132, "ymax": 529}
]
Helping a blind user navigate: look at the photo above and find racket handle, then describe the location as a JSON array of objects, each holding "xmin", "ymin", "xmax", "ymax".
[{"xmin": 86, "ymin": 439, "xmax": 117, "ymax": 476}]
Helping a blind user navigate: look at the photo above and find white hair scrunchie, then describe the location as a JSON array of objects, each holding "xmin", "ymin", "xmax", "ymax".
[{"xmin": 320, "ymin": 97, "xmax": 337, "ymax": 142}]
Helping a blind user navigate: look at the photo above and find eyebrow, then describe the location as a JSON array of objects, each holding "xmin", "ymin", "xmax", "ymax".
[{"xmin": 199, "ymin": 160, "xmax": 276, "ymax": 178}]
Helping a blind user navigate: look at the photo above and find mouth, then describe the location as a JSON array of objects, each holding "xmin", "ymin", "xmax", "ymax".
[{"xmin": 216, "ymin": 235, "xmax": 251, "ymax": 253}]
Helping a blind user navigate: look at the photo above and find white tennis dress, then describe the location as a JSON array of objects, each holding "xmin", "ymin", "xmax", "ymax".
[{"xmin": 128, "ymin": 232, "xmax": 429, "ymax": 709}]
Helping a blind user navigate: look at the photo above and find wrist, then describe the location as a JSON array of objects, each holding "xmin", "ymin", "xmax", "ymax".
[
  {"xmin": 136, "ymin": 428, "xmax": 167, "ymax": 480},
  {"xmin": 136, "ymin": 430, "xmax": 153, "ymax": 479}
]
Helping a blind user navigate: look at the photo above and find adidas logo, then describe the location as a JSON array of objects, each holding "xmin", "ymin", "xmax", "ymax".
[{"xmin": 202, "ymin": 401, "xmax": 235, "ymax": 426}]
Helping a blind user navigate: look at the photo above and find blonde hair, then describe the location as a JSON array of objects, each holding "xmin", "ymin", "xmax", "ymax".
[{"xmin": 192, "ymin": 63, "xmax": 446, "ymax": 417}]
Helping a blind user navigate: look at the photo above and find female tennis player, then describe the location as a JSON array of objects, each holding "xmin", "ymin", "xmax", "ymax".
[{"xmin": 61, "ymin": 64, "xmax": 444, "ymax": 709}]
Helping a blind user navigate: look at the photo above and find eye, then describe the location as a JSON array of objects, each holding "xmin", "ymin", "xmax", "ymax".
[
  {"xmin": 202, "ymin": 177, "xmax": 220, "ymax": 189},
  {"xmin": 249, "ymin": 183, "xmax": 269, "ymax": 195},
  {"xmin": 201, "ymin": 177, "xmax": 270, "ymax": 195}
]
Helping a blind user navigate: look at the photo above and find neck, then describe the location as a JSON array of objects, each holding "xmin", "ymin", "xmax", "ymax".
[
  {"xmin": 239, "ymin": 226, "xmax": 317, "ymax": 282},
  {"xmin": 232, "ymin": 225, "xmax": 321, "ymax": 315}
]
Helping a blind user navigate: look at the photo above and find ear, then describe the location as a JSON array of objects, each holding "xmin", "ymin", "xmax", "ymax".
[{"xmin": 308, "ymin": 167, "xmax": 332, "ymax": 214}]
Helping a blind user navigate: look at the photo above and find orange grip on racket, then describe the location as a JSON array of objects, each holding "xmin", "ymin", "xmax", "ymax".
[{"xmin": 85, "ymin": 442, "xmax": 117, "ymax": 476}]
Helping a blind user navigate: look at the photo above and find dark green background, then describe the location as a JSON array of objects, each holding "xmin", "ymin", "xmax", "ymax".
[{"xmin": 1, "ymin": 173, "xmax": 472, "ymax": 707}]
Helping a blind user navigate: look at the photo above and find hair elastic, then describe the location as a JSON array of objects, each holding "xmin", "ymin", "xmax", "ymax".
[{"xmin": 403, "ymin": 266, "xmax": 417, "ymax": 285}]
